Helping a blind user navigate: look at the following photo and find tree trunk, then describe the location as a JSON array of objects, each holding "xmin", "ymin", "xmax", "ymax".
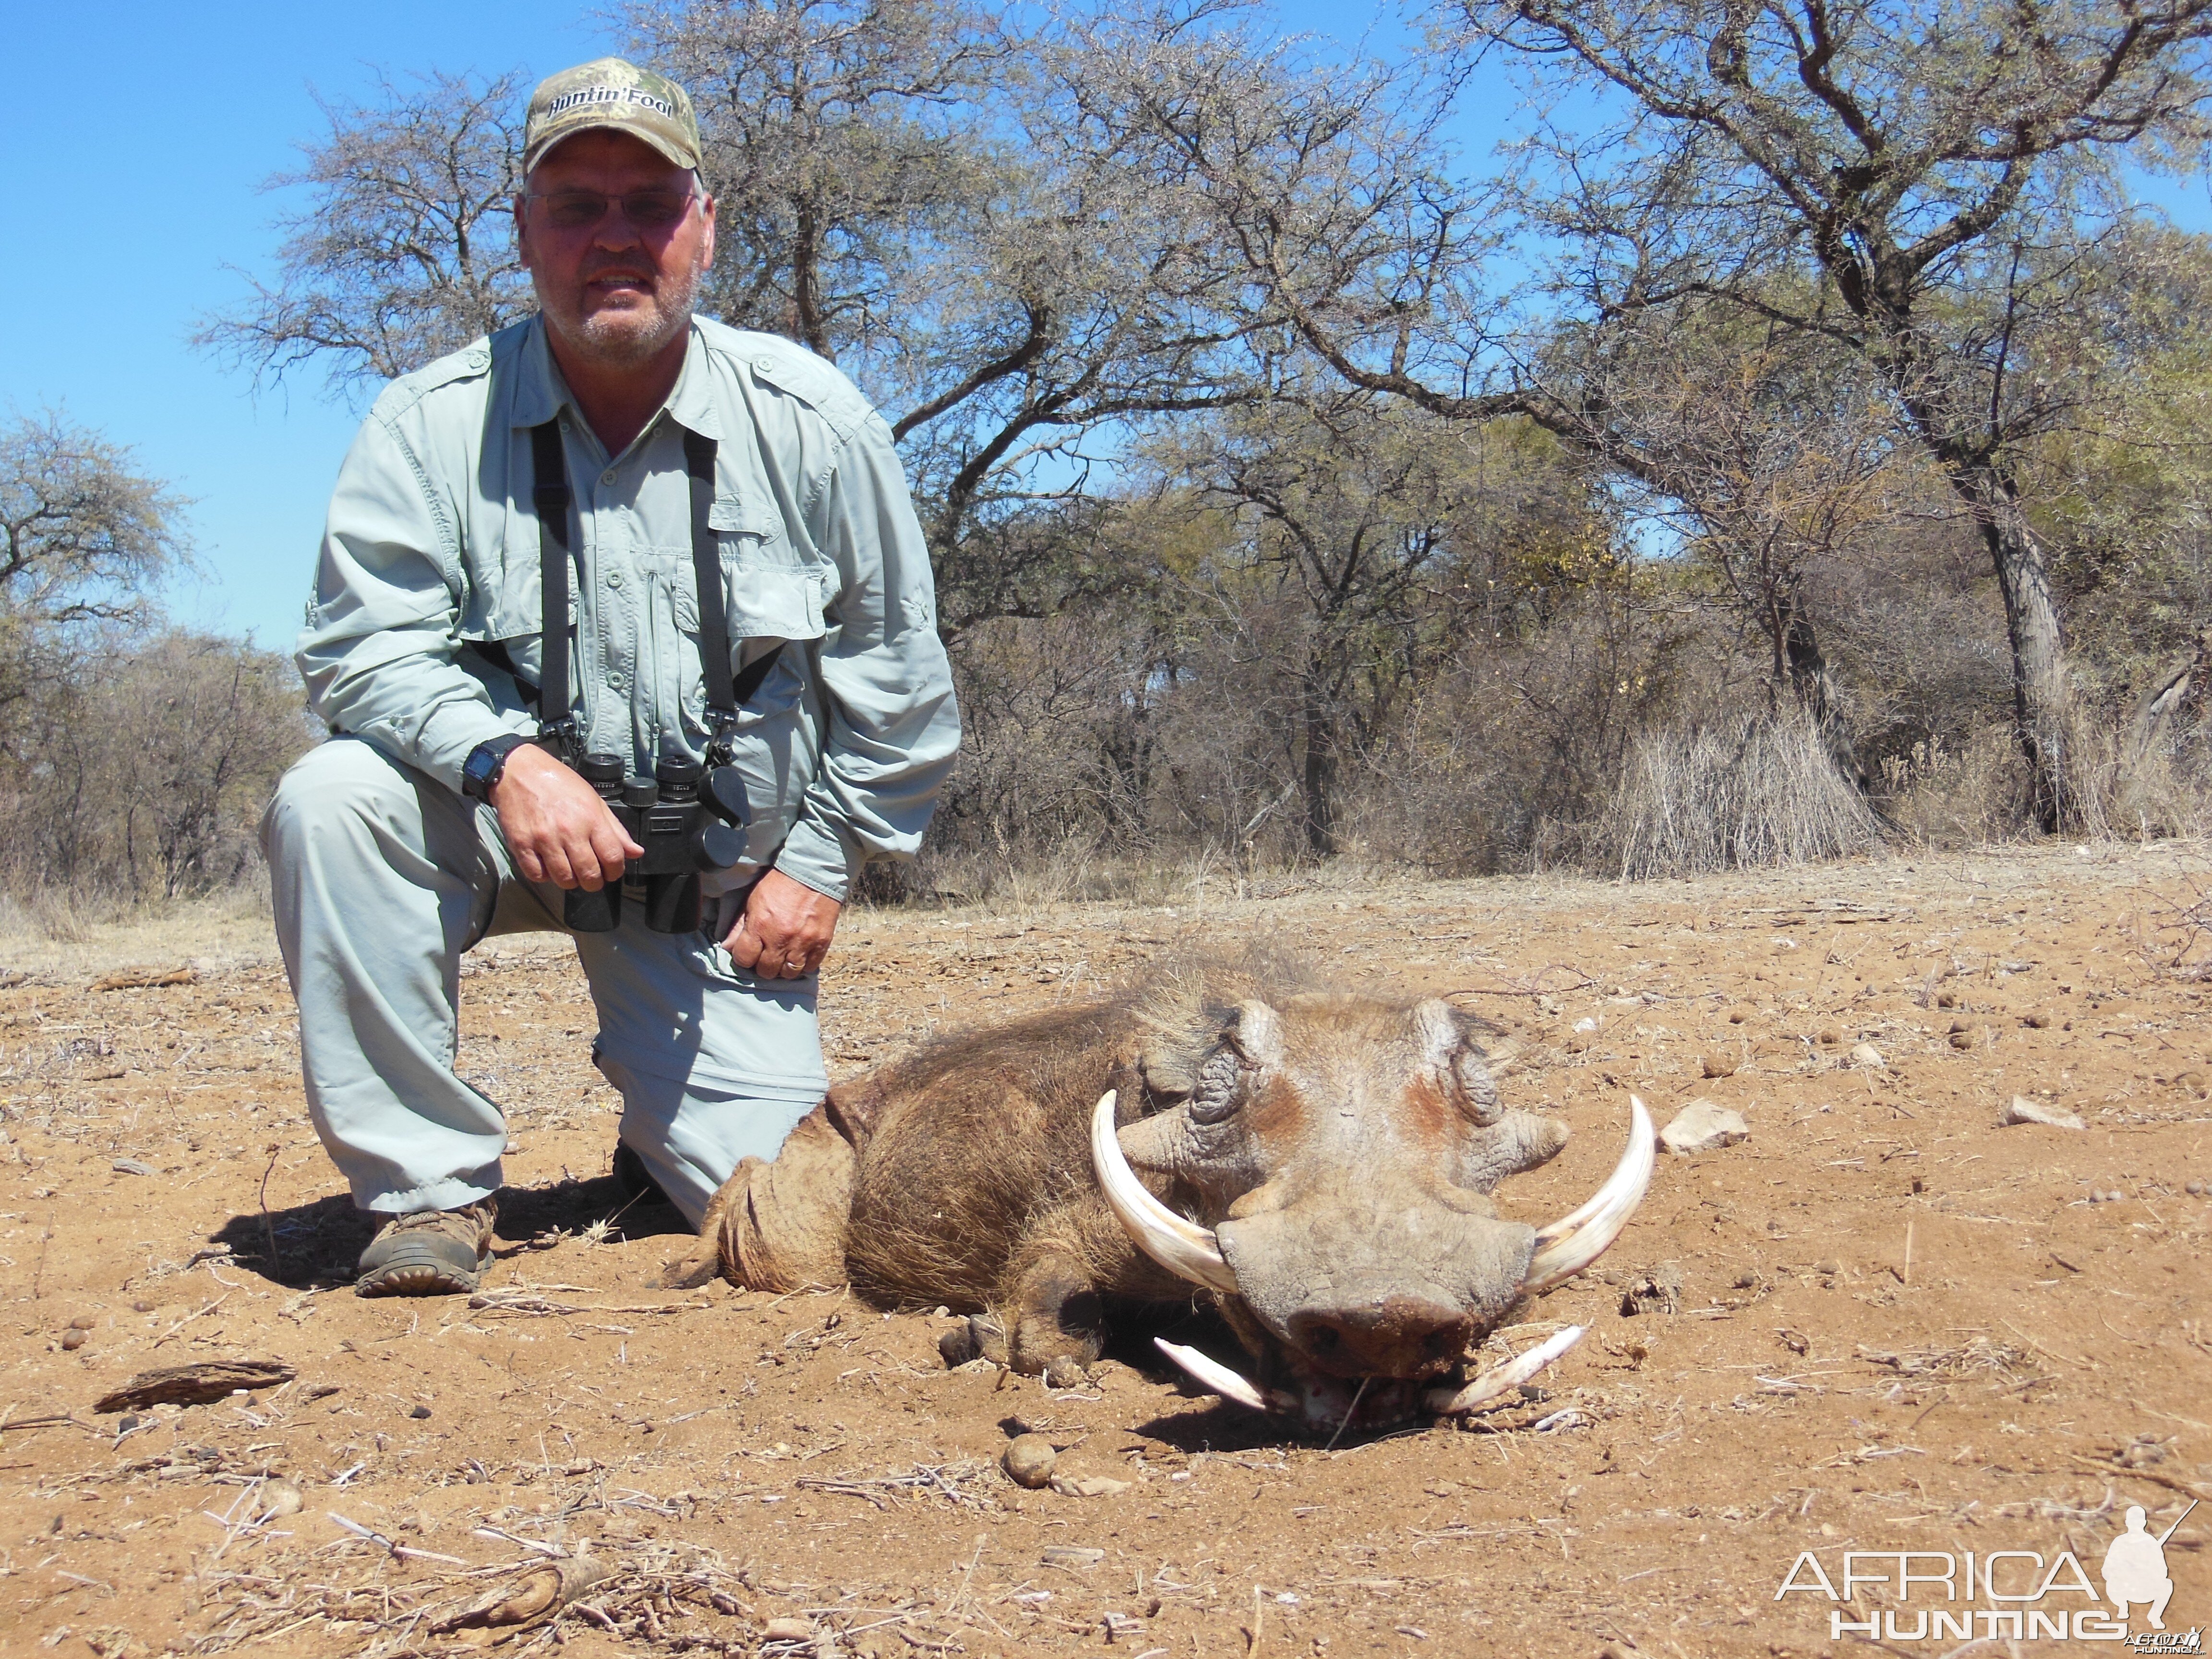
[
  {"xmin": 2126, "ymin": 624, "xmax": 2212, "ymax": 776},
  {"xmin": 1951, "ymin": 465, "xmax": 2073, "ymax": 832},
  {"xmin": 1299, "ymin": 679, "xmax": 1338, "ymax": 857}
]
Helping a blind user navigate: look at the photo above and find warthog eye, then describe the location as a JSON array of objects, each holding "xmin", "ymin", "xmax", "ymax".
[{"xmin": 1187, "ymin": 1043, "xmax": 1243, "ymax": 1125}]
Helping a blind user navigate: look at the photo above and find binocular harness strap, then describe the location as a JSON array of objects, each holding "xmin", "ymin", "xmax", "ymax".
[
  {"xmin": 683, "ymin": 429, "xmax": 741, "ymax": 765},
  {"xmin": 530, "ymin": 420, "xmax": 578, "ymax": 756}
]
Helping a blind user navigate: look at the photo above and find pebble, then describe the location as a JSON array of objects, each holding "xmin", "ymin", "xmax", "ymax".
[
  {"xmin": 1049, "ymin": 1473, "xmax": 1131, "ymax": 1498},
  {"xmin": 1948, "ymin": 1030, "xmax": 1977, "ymax": 1050},
  {"xmin": 1658, "ymin": 1099, "xmax": 1749, "ymax": 1155},
  {"xmin": 1700, "ymin": 1055, "xmax": 1737, "ymax": 1080},
  {"xmin": 408, "ymin": 1404, "xmax": 432, "ymax": 1420},
  {"xmin": 1849, "ymin": 1042, "xmax": 1885, "ymax": 1070},
  {"xmin": 67, "ymin": 1315, "xmax": 94, "ymax": 1330},
  {"xmin": 1002, "ymin": 1434, "xmax": 1058, "ymax": 1489},
  {"xmin": 1816, "ymin": 1028, "xmax": 1842, "ymax": 1046},
  {"xmin": 761, "ymin": 1617, "xmax": 814, "ymax": 1642},
  {"xmin": 261, "ymin": 1480, "xmax": 303, "ymax": 1517},
  {"xmin": 2000, "ymin": 1095, "xmax": 2084, "ymax": 1130},
  {"xmin": 2186, "ymin": 1180, "xmax": 2205, "ymax": 1195},
  {"xmin": 59, "ymin": 1329, "xmax": 86, "ymax": 1351},
  {"xmin": 1043, "ymin": 1355, "xmax": 1088, "ymax": 1390}
]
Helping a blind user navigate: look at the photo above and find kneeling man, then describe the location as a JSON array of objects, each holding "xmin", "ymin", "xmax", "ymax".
[{"xmin": 264, "ymin": 58, "xmax": 958, "ymax": 1294}]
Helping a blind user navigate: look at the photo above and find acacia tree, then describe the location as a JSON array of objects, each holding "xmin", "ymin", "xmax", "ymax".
[
  {"xmin": 1160, "ymin": 391, "xmax": 1495, "ymax": 854},
  {"xmin": 201, "ymin": 5, "xmax": 1287, "ymax": 632},
  {"xmin": 0, "ymin": 412, "xmax": 192, "ymax": 709},
  {"xmin": 196, "ymin": 71, "xmax": 530, "ymax": 391}
]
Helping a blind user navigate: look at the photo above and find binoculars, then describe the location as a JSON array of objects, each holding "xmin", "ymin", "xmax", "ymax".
[{"xmin": 562, "ymin": 752, "xmax": 749, "ymax": 934}]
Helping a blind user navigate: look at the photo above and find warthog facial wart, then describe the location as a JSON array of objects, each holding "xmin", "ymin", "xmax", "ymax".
[{"xmin": 666, "ymin": 961, "xmax": 1655, "ymax": 1434}]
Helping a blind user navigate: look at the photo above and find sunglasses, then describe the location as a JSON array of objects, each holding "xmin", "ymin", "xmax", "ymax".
[{"xmin": 521, "ymin": 189, "xmax": 698, "ymax": 231}]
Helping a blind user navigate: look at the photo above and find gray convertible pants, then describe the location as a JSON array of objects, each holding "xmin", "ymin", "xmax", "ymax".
[{"xmin": 262, "ymin": 737, "xmax": 828, "ymax": 1228}]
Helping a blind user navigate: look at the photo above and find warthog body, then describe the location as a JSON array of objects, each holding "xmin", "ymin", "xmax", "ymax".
[{"xmin": 668, "ymin": 963, "xmax": 1649, "ymax": 1431}]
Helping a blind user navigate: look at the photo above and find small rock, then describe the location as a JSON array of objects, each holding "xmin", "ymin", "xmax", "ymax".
[
  {"xmin": 2000, "ymin": 1095, "xmax": 2084, "ymax": 1130},
  {"xmin": 110, "ymin": 1158, "xmax": 156, "ymax": 1177},
  {"xmin": 408, "ymin": 1404, "xmax": 432, "ymax": 1420},
  {"xmin": 1947, "ymin": 1030, "xmax": 1977, "ymax": 1050},
  {"xmin": 1726, "ymin": 1008, "xmax": 1751, "ymax": 1024},
  {"xmin": 1619, "ymin": 1262, "xmax": 1683, "ymax": 1316},
  {"xmin": 1936, "ymin": 990, "xmax": 1959, "ymax": 1009},
  {"xmin": 1042, "ymin": 1355, "xmax": 1088, "ymax": 1390},
  {"xmin": 2179, "ymin": 1070, "xmax": 2208, "ymax": 1094},
  {"xmin": 132, "ymin": 1300, "xmax": 154, "ymax": 1313},
  {"xmin": 1049, "ymin": 1473, "xmax": 1131, "ymax": 1498},
  {"xmin": 1816, "ymin": 1029, "xmax": 1841, "ymax": 1047},
  {"xmin": 1699, "ymin": 1055, "xmax": 1737, "ymax": 1080},
  {"xmin": 1849, "ymin": 1043, "xmax": 1884, "ymax": 1070},
  {"xmin": 68, "ymin": 1315, "xmax": 94, "ymax": 1331},
  {"xmin": 1658, "ymin": 1100, "xmax": 1748, "ymax": 1155},
  {"xmin": 761, "ymin": 1616, "xmax": 814, "ymax": 1642},
  {"xmin": 2023, "ymin": 1012, "xmax": 2053, "ymax": 1030},
  {"xmin": 1003, "ymin": 1434, "xmax": 1058, "ymax": 1489},
  {"xmin": 261, "ymin": 1480, "xmax": 303, "ymax": 1517},
  {"xmin": 60, "ymin": 1329, "xmax": 86, "ymax": 1351},
  {"xmin": 2187, "ymin": 1180, "xmax": 2205, "ymax": 1196},
  {"xmin": 2106, "ymin": 1189, "xmax": 2127, "ymax": 1204}
]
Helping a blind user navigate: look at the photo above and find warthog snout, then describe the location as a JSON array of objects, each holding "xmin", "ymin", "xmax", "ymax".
[{"xmin": 1286, "ymin": 1298, "xmax": 1475, "ymax": 1379}]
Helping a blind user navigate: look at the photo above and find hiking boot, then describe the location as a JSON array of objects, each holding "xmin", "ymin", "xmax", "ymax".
[
  {"xmin": 356, "ymin": 1199, "xmax": 497, "ymax": 1297},
  {"xmin": 613, "ymin": 1142, "xmax": 671, "ymax": 1208}
]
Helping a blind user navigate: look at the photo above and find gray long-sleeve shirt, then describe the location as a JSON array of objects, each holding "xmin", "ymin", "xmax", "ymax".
[{"xmin": 297, "ymin": 314, "xmax": 960, "ymax": 902}]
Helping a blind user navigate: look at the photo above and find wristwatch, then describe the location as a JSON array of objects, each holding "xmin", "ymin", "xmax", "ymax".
[{"xmin": 461, "ymin": 735, "xmax": 534, "ymax": 803}]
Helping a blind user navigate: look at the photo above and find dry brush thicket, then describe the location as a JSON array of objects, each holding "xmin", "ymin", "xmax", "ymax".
[{"xmin": 54, "ymin": 0, "xmax": 2212, "ymax": 912}]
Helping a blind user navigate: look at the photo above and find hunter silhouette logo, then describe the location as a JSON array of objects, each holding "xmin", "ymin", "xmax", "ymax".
[
  {"xmin": 1772, "ymin": 1499, "xmax": 2199, "ymax": 1649},
  {"xmin": 2106, "ymin": 1504, "xmax": 2181, "ymax": 1630}
]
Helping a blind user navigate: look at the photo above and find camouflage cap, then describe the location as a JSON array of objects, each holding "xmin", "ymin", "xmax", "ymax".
[{"xmin": 522, "ymin": 57, "xmax": 703, "ymax": 178}]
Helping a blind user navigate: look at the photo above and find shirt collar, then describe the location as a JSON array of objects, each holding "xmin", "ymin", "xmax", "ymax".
[{"xmin": 508, "ymin": 314, "xmax": 722, "ymax": 443}]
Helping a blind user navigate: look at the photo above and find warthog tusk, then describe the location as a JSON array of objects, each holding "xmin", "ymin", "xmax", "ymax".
[
  {"xmin": 1153, "ymin": 1338, "xmax": 1291, "ymax": 1413},
  {"xmin": 1090, "ymin": 1091, "xmax": 1240, "ymax": 1295},
  {"xmin": 1522, "ymin": 1095, "xmax": 1655, "ymax": 1295},
  {"xmin": 1424, "ymin": 1324, "xmax": 1587, "ymax": 1415}
]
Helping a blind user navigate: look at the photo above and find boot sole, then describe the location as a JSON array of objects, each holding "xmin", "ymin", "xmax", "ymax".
[{"xmin": 356, "ymin": 1243, "xmax": 485, "ymax": 1298}]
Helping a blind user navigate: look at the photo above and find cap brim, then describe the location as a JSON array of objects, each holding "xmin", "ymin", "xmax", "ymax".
[{"xmin": 523, "ymin": 122, "xmax": 699, "ymax": 180}]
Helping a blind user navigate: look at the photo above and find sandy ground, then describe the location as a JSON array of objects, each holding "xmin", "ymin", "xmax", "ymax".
[{"xmin": 1, "ymin": 842, "xmax": 2208, "ymax": 1659}]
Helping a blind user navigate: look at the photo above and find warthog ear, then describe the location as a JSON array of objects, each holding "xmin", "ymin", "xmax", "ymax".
[
  {"xmin": 1417, "ymin": 998, "xmax": 1503, "ymax": 1126},
  {"xmin": 1458, "ymin": 1110, "xmax": 1569, "ymax": 1193}
]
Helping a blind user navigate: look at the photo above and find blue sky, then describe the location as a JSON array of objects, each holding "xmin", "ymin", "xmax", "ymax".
[{"xmin": 5, "ymin": 2, "xmax": 2207, "ymax": 650}]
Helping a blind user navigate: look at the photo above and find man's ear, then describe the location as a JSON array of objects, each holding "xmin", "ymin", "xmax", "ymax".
[
  {"xmin": 513, "ymin": 196, "xmax": 536, "ymax": 275},
  {"xmin": 697, "ymin": 193, "xmax": 717, "ymax": 272}
]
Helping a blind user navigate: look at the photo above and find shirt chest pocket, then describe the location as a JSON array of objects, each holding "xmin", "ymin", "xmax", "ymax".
[{"xmin": 671, "ymin": 566, "xmax": 828, "ymax": 647}]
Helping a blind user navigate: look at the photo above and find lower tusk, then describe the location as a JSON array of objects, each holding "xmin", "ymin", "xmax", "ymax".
[
  {"xmin": 1091, "ymin": 1091, "xmax": 1240, "ymax": 1296},
  {"xmin": 1522, "ymin": 1095, "xmax": 1656, "ymax": 1294},
  {"xmin": 1424, "ymin": 1325, "xmax": 1586, "ymax": 1416},
  {"xmin": 1154, "ymin": 1338, "xmax": 1290, "ymax": 1413}
]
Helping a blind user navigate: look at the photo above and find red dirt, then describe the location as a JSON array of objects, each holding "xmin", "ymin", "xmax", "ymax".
[{"xmin": 3, "ymin": 843, "xmax": 2207, "ymax": 1658}]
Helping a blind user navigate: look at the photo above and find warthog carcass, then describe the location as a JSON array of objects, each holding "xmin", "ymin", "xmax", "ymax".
[{"xmin": 666, "ymin": 964, "xmax": 1651, "ymax": 1431}]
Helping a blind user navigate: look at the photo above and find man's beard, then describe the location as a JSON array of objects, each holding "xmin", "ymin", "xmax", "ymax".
[{"xmin": 543, "ymin": 257, "xmax": 704, "ymax": 369}]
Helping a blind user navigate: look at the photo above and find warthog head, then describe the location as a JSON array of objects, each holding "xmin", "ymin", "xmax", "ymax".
[{"xmin": 1092, "ymin": 991, "xmax": 1651, "ymax": 1431}]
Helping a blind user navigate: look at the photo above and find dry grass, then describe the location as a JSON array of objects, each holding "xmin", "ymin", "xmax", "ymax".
[{"xmin": 1603, "ymin": 704, "xmax": 1884, "ymax": 880}]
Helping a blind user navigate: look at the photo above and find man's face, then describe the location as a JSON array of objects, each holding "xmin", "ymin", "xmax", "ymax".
[{"xmin": 515, "ymin": 129, "xmax": 716, "ymax": 371}]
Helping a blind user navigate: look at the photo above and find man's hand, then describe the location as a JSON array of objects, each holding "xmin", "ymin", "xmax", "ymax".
[
  {"xmin": 489, "ymin": 744, "xmax": 643, "ymax": 890},
  {"xmin": 724, "ymin": 868, "xmax": 842, "ymax": 979}
]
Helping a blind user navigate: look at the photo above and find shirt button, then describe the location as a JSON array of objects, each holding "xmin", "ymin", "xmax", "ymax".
[
  {"xmin": 606, "ymin": 670, "xmax": 627, "ymax": 691},
  {"xmin": 604, "ymin": 570, "xmax": 624, "ymax": 589},
  {"xmin": 600, "ymin": 468, "xmax": 617, "ymax": 486},
  {"xmin": 754, "ymin": 357, "xmax": 774, "ymax": 373}
]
